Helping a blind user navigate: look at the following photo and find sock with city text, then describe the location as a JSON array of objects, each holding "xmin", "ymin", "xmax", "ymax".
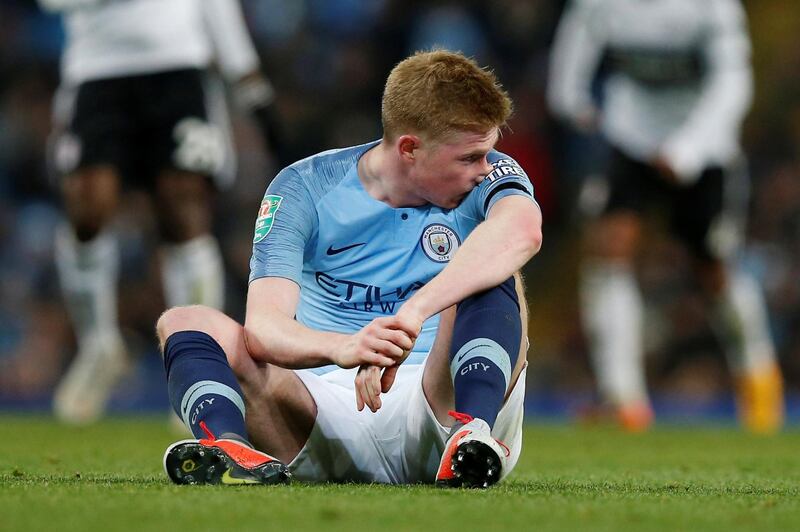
[
  {"xmin": 163, "ymin": 330, "xmax": 248, "ymax": 442},
  {"xmin": 450, "ymin": 276, "xmax": 521, "ymax": 429}
]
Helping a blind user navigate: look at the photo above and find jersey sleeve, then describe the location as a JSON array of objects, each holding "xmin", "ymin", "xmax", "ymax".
[
  {"xmin": 461, "ymin": 151, "xmax": 538, "ymax": 220},
  {"xmin": 201, "ymin": 0, "xmax": 261, "ymax": 81},
  {"xmin": 547, "ymin": 0, "xmax": 606, "ymax": 125},
  {"xmin": 249, "ymin": 167, "xmax": 317, "ymax": 285}
]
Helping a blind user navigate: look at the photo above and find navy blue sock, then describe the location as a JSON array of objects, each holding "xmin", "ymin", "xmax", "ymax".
[
  {"xmin": 163, "ymin": 330, "xmax": 248, "ymax": 441},
  {"xmin": 450, "ymin": 277, "xmax": 521, "ymax": 428}
]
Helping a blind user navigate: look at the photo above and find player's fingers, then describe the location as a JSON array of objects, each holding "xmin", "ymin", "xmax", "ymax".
[
  {"xmin": 368, "ymin": 338, "xmax": 404, "ymax": 358},
  {"xmin": 364, "ymin": 368, "xmax": 381, "ymax": 412},
  {"xmin": 355, "ymin": 366, "xmax": 369, "ymax": 411},
  {"xmin": 356, "ymin": 389, "xmax": 364, "ymax": 412},
  {"xmin": 379, "ymin": 329, "xmax": 414, "ymax": 351},
  {"xmin": 388, "ymin": 314, "xmax": 422, "ymax": 339},
  {"xmin": 380, "ymin": 365, "xmax": 399, "ymax": 393},
  {"xmin": 364, "ymin": 351, "xmax": 396, "ymax": 367}
]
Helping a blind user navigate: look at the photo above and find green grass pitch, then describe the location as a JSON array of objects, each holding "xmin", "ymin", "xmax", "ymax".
[{"xmin": 2, "ymin": 416, "xmax": 799, "ymax": 531}]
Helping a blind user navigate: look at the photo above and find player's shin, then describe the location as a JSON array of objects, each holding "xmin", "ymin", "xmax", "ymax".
[
  {"xmin": 580, "ymin": 260, "xmax": 652, "ymax": 431},
  {"xmin": 162, "ymin": 330, "xmax": 291, "ymax": 485},
  {"xmin": 449, "ymin": 276, "xmax": 521, "ymax": 428},
  {"xmin": 436, "ymin": 278, "xmax": 520, "ymax": 487},
  {"xmin": 54, "ymin": 224, "xmax": 122, "ymax": 347},
  {"xmin": 163, "ymin": 330, "xmax": 248, "ymax": 441},
  {"xmin": 711, "ymin": 271, "xmax": 784, "ymax": 433},
  {"xmin": 52, "ymin": 224, "xmax": 129, "ymax": 423}
]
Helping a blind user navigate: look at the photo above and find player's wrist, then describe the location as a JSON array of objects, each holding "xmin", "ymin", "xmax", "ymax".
[
  {"xmin": 395, "ymin": 303, "xmax": 426, "ymax": 337},
  {"xmin": 327, "ymin": 333, "xmax": 354, "ymax": 368}
]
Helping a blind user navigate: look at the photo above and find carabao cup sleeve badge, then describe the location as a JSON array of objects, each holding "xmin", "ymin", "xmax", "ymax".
[
  {"xmin": 420, "ymin": 223, "xmax": 460, "ymax": 262},
  {"xmin": 253, "ymin": 195, "xmax": 283, "ymax": 243}
]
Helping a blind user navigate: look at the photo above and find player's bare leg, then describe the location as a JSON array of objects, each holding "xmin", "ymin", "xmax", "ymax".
[
  {"xmin": 156, "ymin": 169, "xmax": 224, "ymax": 311},
  {"xmin": 579, "ymin": 211, "xmax": 653, "ymax": 431},
  {"xmin": 157, "ymin": 305, "xmax": 315, "ymax": 484},
  {"xmin": 155, "ymin": 170, "xmax": 227, "ymax": 433},
  {"xmin": 53, "ymin": 165, "xmax": 130, "ymax": 424},
  {"xmin": 696, "ymin": 259, "xmax": 784, "ymax": 433}
]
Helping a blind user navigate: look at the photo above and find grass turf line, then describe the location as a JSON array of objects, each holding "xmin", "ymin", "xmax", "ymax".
[{"xmin": 1, "ymin": 416, "xmax": 799, "ymax": 531}]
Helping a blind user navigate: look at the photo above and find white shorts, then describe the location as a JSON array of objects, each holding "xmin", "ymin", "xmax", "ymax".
[{"xmin": 287, "ymin": 361, "xmax": 527, "ymax": 484}]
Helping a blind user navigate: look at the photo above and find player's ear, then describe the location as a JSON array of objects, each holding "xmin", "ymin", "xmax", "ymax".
[{"xmin": 397, "ymin": 135, "xmax": 420, "ymax": 163}]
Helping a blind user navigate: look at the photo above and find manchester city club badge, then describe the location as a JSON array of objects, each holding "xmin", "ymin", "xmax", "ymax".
[{"xmin": 420, "ymin": 223, "xmax": 460, "ymax": 262}]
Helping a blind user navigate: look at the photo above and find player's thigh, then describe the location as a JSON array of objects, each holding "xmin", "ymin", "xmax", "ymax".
[
  {"xmin": 421, "ymin": 272, "xmax": 529, "ymax": 426},
  {"xmin": 584, "ymin": 149, "xmax": 655, "ymax": 259},
  {"xmin": 61, "ymin": 165, "xmax": 122, "ymax": 236},
  {"xmin": 584, "ymin": 211, "xmax": 643, "ymax": 260},
  {"xmin": 57, "ymin": 77, "xmax": 134, "ymax": 177}
]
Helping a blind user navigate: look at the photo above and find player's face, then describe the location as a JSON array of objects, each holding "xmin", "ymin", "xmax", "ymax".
[{"xmin": 411, "ymin": 128, "xmax": 498, "ymax": 209}]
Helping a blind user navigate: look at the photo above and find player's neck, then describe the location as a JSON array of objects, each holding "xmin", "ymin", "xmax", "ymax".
[{"xmin": 358, "ymin": 141, "xmax": 425, "ymax": 208}]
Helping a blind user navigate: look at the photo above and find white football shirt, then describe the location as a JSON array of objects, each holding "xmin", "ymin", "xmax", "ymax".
[{"xmin": 39, "ymin": 0, "xmax": 260, "ymax": 84}]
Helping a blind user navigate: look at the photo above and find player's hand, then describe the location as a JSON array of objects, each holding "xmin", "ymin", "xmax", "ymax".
[
  {"xmin": 652, "ymin": 154, "xmax": 681, "ymax": 185},
  {"xmin": 331, "ymin": 316, "xmax": 415, "ymax": 369},
  {"xmin": 372, "ymin": 305, "xmax": 425, "ymax": 392},
  {"xmin": 355, "ymin": 365, "xmax": 384, "ymax": 412},
  {"xmin": 573, "ymin": 107, "xmax": 599, "ymax": 134}
]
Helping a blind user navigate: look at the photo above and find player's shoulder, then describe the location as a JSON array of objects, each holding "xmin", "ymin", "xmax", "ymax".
[
  {"xmin": 460, "ymin": 149, "xmax": 534, "ymax": 215},
  {"xmin": 485, "ymin": 150, "xmax": 530, "ymax": 183},
  {"xmin": 287, "ymin": 141, "xmax": 378, "ymax": 180},
  {"xmin": 271, "ymin": 140, "xmax": 380, "ymax": 197}
]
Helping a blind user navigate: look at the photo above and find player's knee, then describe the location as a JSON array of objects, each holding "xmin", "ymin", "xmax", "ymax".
[
  {"xmin": 155, "ymin": 170, "xmax": 212, "ymax": 241},
  {"xmin": 453, "ymin": 276, "xmax": 522, "ymax": 366},
  {"xmin": 585, "ymin": 213, "xmax": 641, "ymax": 260},
  {"xmin": 458, "ymin": 276, "xmax": 519, "ymax": 316},
  {"xmin": 62, "ymin": 167, "xmax": 121, "ymax": 241},
  {"xmin": 156, "ymin": 305, "xmax": 214, "ymax": 352}
]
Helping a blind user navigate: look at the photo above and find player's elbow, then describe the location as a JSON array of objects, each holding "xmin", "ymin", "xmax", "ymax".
[
  {"xmin": 519, "ymin": 222, "xmax": 543, "ymax": 260},
  {"xmin": 516, "ymin": 208, "xmax": 543, "ymax": 259},
  {"xmin": 241, "ymin": 321, "xmax": 273, "ymax": 364}
]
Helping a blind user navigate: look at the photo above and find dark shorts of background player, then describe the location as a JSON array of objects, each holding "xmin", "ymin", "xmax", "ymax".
[
  {"xmin": 603, "ymin": 148, "xmax": 729, "ymax": 262},
  {"xmin": 63, "ymin": 68, "xmax": 215, "ymax": 187}
]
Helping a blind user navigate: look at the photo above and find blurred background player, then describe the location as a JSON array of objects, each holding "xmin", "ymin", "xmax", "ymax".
[
  {"xmin": 548, "ymin": 0, "xmax": 784, "ymax": 432},
  {"xmin": 39, "ymin": 0, "xmax": 283, "ymax": 424}
]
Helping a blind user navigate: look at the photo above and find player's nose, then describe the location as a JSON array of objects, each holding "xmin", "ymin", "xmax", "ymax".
[{"xmin": 479, "ymin": 160, "xmax": 493, "ymax": 179}]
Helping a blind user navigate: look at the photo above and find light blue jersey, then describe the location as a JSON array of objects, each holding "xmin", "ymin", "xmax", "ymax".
[{"xmin": 250, "ymin": 140, "xmax": 537, "ymax": 374}]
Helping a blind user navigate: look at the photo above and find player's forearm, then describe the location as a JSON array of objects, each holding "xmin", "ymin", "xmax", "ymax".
[
  {"xmin": 243, "ymin": 309, "xmax": 345, "ymax": 369},
  {"xmin": 547, "ymin": 1, "xmax": 603, "ymax": 126},
  {"xmin": 401, "ymin": 197, "xmax": 542, "ymax": 321}
]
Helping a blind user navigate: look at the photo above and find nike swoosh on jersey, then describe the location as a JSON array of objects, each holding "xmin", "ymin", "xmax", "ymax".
[
  {"xmin": 221, "ymin": 468, "xmax": 261, "ymax": 485},
  {"xmin": 326, "ymin": 243, "xmax": 366, "ymax": 255}
]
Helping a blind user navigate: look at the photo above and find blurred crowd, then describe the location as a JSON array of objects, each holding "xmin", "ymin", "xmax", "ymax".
[{"xmin": 0, "ymin": 0, "xmax": 798, "ymax": 417}]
